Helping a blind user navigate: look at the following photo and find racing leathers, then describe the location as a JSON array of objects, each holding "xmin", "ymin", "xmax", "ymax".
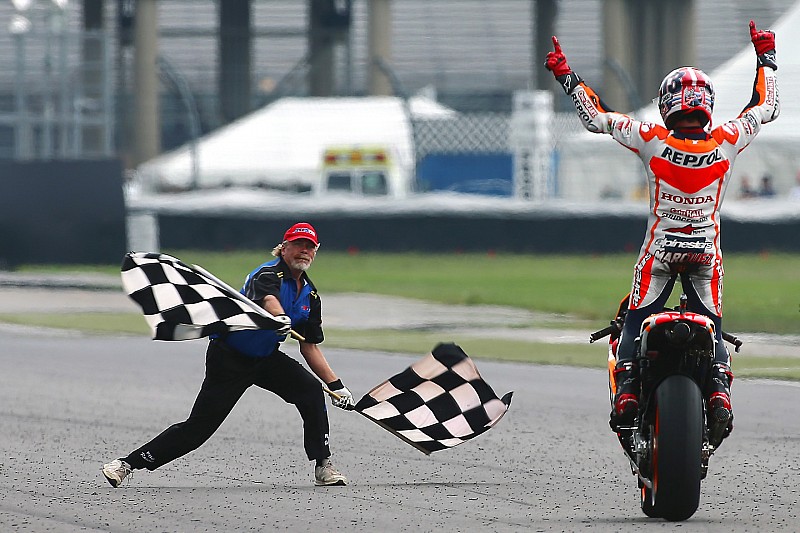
[
  {"xmin": 561, "ymin": 61, "xmax": 778, "ymax": 369},
  {"xmin": 547, "ymin": 19, "xmax": 778, "ymax": 447}
]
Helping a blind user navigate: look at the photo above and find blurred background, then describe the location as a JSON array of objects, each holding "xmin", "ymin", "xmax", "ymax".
[{"xmin": 1, "ymin": 0, "xmax": 799, "ymax": 263}]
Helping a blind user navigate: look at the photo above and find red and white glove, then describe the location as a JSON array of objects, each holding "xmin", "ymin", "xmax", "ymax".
[
  {"xmin": 544, "ymin": 36, "xmax": 571, "ymax": 77},
  {"xmin": 544, "ymin": 36, "xmax": 583, "ymax": 94},
  {"xmin": 750, "ymin": 20, "xmax": 777, "ymax": 70}
]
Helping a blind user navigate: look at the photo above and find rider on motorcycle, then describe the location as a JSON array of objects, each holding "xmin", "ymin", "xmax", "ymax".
[{"xmin": 545, "ymin": 22, "xmax": 779, "ymax": 444}]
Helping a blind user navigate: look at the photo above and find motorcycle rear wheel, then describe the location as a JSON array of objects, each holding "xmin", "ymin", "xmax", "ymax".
[{"xmin": 647, "ymin": 375, "xmax": 703, "ymax": 521}]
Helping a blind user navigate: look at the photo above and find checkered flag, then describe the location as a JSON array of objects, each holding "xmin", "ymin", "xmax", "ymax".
[
  {"xmin": 121, "ymin": 252, "xmax": 284, "ymax": 341},
  {"xmin": 354, "ymin": 343, "xmax": 513, "ymax": 455}
]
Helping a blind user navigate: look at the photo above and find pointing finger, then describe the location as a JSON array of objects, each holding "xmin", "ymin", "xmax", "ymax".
[
  {"xmin": 749, "ymin": 20, "xmax": 757, "ymax": 38},
  {"xmin": 551, "ymin": 35, "xmax": 562, "ymax": 54}
]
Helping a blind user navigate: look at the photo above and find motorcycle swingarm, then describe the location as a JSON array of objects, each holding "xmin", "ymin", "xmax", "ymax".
[
  {"xmin": 618, "ymin": 433, "xmax": 653, "ymax": 490},
  {"xmin": 623, "ymin": 450, "xmax": 653, "ymax": 489}
]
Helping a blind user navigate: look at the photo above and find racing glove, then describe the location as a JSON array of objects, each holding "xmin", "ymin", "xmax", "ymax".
[
  {"xmin": 326, "ymin": 379, "xmax": 356, "ymax": 411},
  {"xmin": 544, "ymin": 35, "xmax": 583, "ymax": 94},
  {"xmin": 273, "ymin": 313, "xmax": 292, "ymax": 337},
  {"xmin": 750, "ymin": 20, "xmax": 777, "ymax": 70}
]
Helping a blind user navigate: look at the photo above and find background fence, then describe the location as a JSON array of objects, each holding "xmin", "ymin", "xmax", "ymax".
[{"xmin": 1, "ymin": 0, "xmax": 798, "ymax": 265}]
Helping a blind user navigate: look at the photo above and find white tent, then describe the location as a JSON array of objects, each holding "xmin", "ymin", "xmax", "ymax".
[
  {"xmin": 136, "ymin": 95, "xmax": 455, "ymax": 192},
  {"xmin": 555, "ymin": 1, "xmax": 800, "ymax": 201},
  {"xmin": 704, "ymin": 2, "xmax": 800, "ymax": 191}
]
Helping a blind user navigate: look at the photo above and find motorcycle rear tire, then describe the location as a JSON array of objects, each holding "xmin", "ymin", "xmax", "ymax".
[{"xmin": 648, "ymin": 375, "xmax": 703, "ymax": 521}]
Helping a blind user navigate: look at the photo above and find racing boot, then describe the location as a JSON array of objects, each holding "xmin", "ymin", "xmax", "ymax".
[
  {"xmin": 706, "ymin": 362, "xmax": 734, "ymax": 448},
  {"xmin": 609, "ymin": 361, "xmax": 639, "ymax": 431}
]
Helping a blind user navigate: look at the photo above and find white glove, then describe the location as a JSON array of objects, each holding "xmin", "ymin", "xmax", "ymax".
[
  {"xmin": 326, "ymin": 380, "xmax": 356, "ymax": 411},
  {"xmin": 273, "ymin": 314, "xmax": 292, "ymax": 336}
]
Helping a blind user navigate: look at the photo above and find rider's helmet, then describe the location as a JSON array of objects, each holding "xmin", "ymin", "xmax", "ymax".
[{"xmin": 657, "ymin": 67, "xmax": 715, "ymax": 129}]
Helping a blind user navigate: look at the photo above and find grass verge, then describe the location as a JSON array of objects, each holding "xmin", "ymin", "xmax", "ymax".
[
  {"xmin": 1, "ymin": 313, "xmax": 797, "ymax": 380},
  {"xmin": 18, "ymin": 251, "xmax": 799, "ymax": 334}
]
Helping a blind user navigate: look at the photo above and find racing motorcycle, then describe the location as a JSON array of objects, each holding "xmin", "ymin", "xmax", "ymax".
[{"xmin": 590, "ymin": 294, "xmax": 741, "ymax": 521}]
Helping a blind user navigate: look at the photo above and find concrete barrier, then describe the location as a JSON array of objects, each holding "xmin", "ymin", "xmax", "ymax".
[{"xmin": 0, "ymin": 159, "xmax": 126, "ymax": 266}]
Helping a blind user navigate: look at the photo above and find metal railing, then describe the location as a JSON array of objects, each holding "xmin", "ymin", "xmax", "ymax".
[{"xmin": 1, "ymin": 4, "xmax": 114, "ymax": 160}]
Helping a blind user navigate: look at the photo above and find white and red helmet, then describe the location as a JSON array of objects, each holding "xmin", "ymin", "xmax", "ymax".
[{"xmin": 657, "ymin": 67, "xmax": 715, "ymax": 129}]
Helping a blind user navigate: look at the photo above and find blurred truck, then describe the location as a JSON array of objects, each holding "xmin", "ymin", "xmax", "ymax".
[{"xmin": 315, "ymin": 145, "xmax": 410, "ymax": 198}]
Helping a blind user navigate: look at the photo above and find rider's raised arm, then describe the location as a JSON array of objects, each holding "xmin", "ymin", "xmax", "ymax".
[
  {"xmin": 739, "ymin": 21, "xmax": 779, "ymax": 124},
  {"xmin": 544, "ymin": 36, "xmax": 628, "ymax": 135},
  {"xmin": 717, "ymin": 21, "xmax": 779, "ymax": 148}
]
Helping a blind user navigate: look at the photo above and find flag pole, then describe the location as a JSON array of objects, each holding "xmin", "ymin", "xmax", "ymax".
[{"xmin": 322, "ymin": 386, "xmax": 342, "ymax": 400}]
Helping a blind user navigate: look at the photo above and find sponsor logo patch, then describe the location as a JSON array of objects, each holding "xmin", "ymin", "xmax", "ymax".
[
  {"xmin": 653, "ymin": 235, "xmax": 713, "ymax": 265},
  {"xmin": 571, "ymin": 92, "xmax": 598, "ymax": 131},
  {"xmin": 659, "ymin": 147, "xmax": 722, "ymax": 168},
  {"xmin": 660, "ymin": 192, "xmax": 714, "ymax": 205},
  {"xmin": 577, "ymin": 91, "xmax": 598, "ymax": 118},
  {"xmin": 631, "ymin": 253, "xmax": 652, "ymax": 307},
  {"xmin": 664, "ymin": 223, "xmax": 713, "ymax": 235}
]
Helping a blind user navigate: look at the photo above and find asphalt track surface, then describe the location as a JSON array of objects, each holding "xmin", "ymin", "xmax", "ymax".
[{"xmin": 1, "ymin": 327, "xmax": 799, "ymax": 532}]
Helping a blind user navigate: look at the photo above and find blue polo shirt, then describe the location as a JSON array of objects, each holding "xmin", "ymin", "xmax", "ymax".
[{"xmin": 222, "ymin": 257, "xmax": 324, "ymax": 357}]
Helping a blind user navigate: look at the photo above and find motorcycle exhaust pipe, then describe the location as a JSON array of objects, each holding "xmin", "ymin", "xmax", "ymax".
[{"xmin": 708, "ymin": 405, "xmax": 731, "ymax": 448}]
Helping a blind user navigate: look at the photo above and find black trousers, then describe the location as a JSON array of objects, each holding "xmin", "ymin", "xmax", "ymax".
[{"xmin": 124, "ymin": 340, "xmax": 331, "ymax": 471}]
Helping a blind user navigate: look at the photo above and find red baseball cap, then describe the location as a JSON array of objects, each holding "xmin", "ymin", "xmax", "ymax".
[{"xmin": 283, "ymin": 222, "xmax": 319, "ymax": 245}]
